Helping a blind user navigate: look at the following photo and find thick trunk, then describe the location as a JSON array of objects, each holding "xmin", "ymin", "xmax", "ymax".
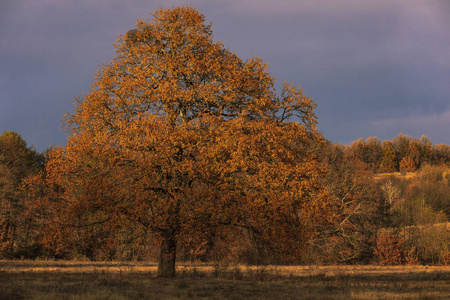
[{"xmin": 157, "ymin": 235, "xmax": 177, "ymax": 278}]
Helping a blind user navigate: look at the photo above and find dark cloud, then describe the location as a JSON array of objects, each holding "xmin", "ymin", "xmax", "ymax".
[
  {"xmin": 0, "ymin": 0, "xmax": 19, "ymax": 37},
  {"xmin": 371, "ymin": 110, "xmax": 450, "ymax": 145},
  {"xmin": 1, "ymin": 0, "xmax": 449, "ymax": 151},
  {"xmin": 430, "ymin": 0, "xmax": 450, "ymax": 24}
]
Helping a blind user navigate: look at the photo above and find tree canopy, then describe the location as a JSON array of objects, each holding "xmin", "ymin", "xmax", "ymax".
[{"xmin": 35, "ymin": 6, "xmax": 332, "ymax": 277}]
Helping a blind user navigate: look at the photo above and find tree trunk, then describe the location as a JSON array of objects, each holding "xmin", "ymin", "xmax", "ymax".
[{"xmin": 158, "ymin": 235, "xmax": 177, "ymax": 278}]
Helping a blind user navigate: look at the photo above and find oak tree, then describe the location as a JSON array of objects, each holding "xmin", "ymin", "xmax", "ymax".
[{"xmin": 40, "ymin": 6, "xmax": 331, "ymax": 277}]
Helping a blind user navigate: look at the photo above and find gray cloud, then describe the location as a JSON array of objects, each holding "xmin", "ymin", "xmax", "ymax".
[
  {"xmin": 371, "ymin": 110, "xmax": 450, "ymax": 145},
  {"xmin": 0, "ymin": 0, "xmax": 19, "ymax": 37},
  {"xmin": 1, "ymin": 0, "xmax": 449, "ymax": 151}
]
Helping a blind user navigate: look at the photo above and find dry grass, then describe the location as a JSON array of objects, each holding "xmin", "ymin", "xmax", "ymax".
[
  {"xmin": 374, "ymin": 172, "xmax": 417, "ymax": 180},
  {"xmin": 1, "ymin": 260, "xmax": 449, "ymax": 299}
]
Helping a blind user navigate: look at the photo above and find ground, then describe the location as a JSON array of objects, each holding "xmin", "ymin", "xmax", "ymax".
[{"xmin": 1, "ymin": 260, "xmax": 449, "ymax": 299}]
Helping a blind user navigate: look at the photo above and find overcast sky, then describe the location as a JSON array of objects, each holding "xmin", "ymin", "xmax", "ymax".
[{"xmin": 1, "ymin": 0, "xmax": 449, "ymax": 151}]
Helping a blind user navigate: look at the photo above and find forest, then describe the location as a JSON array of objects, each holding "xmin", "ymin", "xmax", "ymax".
[{"xmin": 1, "ymin": 7, "xmax": 449, "ymax": 278}]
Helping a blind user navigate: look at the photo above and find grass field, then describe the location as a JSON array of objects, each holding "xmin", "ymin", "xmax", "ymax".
[
  {"xmin": 373, "ymin": 172, "xmax": 417, "ymax": 180},
  {"xmin": 1, "ymin": 260, "xmax": 449, "ymax": 299}
]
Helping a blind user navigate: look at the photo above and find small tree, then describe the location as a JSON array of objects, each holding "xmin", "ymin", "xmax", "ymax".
[
  {"xmin": 374, "ymin": 231, "xmax": 406, "ymax": 265},
  {"xmin": 311, "ymin": 144, "xmax": 385, "ymax": 264},
  {"xmin": 392, "ymin": 133, "xmax": 412, "ymax": 164},
  {"xmin": 380, "ymin": 141, "xmax": 397, "ymax": 173},
  {"xmin": 399, "ymin": 156, "xmax": 416, "ymax": 175},
  {"xmin": 408, "ymin": 140, "xmax": 422, "ymax": 170}
]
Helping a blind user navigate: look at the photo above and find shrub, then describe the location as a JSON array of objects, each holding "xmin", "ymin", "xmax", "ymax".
[
  {"xmin": 442, "ymin": 250, "xmax": 450, "ymax": 266},
  {"xmin": 399, "ymin": 156, "xmax": 416, "ymax": 175},
  {"xmin": 406, "ymin": 247, "xmax": 420, "ymax": 265},
  {"xmin": 374, "ymin": 231, "xmax": 406, "ymax": 265}
]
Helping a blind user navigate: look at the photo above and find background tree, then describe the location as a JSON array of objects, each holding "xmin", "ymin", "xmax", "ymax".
[
  {"xmin": 346, "ymin": 137, "xmax": 382, "ymax": 172},
  {"xmin": 399, "ymin": 156, "xmax": 416, "ymax": 174},
  {"xmin": 347, "ymin": 134, "xmax": 447, "ymax": 172},
  {"xmin": 392, "ymin": 133, "xmax": 412, "ymax": 164},
  {"xmin": 408, "ymin": 140, "xmax": 422, "ymax": 170},
  {"xmin": 310, "ymin": 143, "xmax": 385, "ymax": 264},
  {"xmin": 435, "ymin": 144, "xmax": 450, "ymax": 165},
  {"xmin": 37, "ymin": 6, "xmax": 331, "ymax": 277},
  {"xmin": 0, "ymin": 131, "xmax": 44, "ymax": 257},
  {"xmin": 347, "ymin": 138, "xmax": 366, "ymax": 162},
  {"xmin": 420, "ymin": 135, "xmax": 437, "ymax": 165},
  {"xmin": 380, "ymin": 141, "xmax": 397, "ymax": 172}
]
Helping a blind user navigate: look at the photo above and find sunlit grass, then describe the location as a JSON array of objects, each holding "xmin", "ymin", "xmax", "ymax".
[
  {"xmin": 374, "ymin": 172, "xmax": 417, "ymax": 180},
  {"xmin": 1, "ymin": 260, "xmax": 449, "ymax": 299}
]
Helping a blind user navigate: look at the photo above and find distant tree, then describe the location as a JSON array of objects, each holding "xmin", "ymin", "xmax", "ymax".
[
  {"xmin": 365, "ymin": 136, "xmax": 383, "ymax": 172},
  {"xmin": 348, "ymin": 138, "xmax": 366, "ymax": 161},
  {"xmin": 346, "ymin": 134, "xmax": 447, "ymax": 172},
  {"xmin": 347, "ymin": 137, "xmax": 382, "ymax": 172},
  {"xmin": 408, "ymin": 165, "xmax": 450, "ymax": 218},
  {"xmin": 421, "ymin": 139, "xmax": 437, "ymax": 165},
  {"xmin": 392, "ymin": 133, "xmax": 411, "ymax": 164},
  {"xmin": 380, "ymin": 141, "xmax": 397, "ymax": 172},
  {"xmin": 0, "ymin": 131, "xmax": 44, "ymax": 257},
  {"xmin": 399, "ymin": 156, "xmax": 416, "ymax": 174},
  {"xmin": 38, "ymin": 7, "xmax": 332, "ymax": 277},
  {"xmin": 420, "ymin": 135, "xmax": 433, "ymax": 146},
  {"xmin": 312, "ymin": 144, "xmax": 385, "ymax": 264},
  {"xmin": 435, "ymin": 144, "xmax": 450, "ymax": 164},
  {"xmin": 381, "ymin": 179, "xmax": 399, "ymax": 207},
  {"xmin": 408, "ymin": 140, "xmax": 422, "ymax": 170}
]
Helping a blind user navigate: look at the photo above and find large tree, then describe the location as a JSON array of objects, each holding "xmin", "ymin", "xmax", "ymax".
[{"xmin": 40, "ymin": 6, "xmax": 332, "ymax": 277}]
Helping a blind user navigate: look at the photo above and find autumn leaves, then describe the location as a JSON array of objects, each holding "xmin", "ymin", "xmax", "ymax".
[{"xmin": 9, "ymin": 6, "xmax": 332, "ymax": 277}]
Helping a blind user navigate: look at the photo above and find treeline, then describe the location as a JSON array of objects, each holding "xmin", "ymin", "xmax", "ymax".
[
  {"xmin": 324, "ymin": 142, "xmax": 449, "ymax": 265},
  {"xmin": 323, "ymin": 134, "xmax": 450, "ymax": 265},
  {"xmin": 0, "ymin": 131, "xmax": 44, "ymax": 257},
  {"xmin": 0, "ymin": 130, "xmax": 448, "ymax": 265},
  {"xmin": 338, "ymin": 133, "xmax": 450, "ymax": 173}
]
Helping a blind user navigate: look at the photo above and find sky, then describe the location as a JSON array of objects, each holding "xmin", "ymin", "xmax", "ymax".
[{"xmin": 1, "ymin": 0, "xmax": 449, "ymax": 152}]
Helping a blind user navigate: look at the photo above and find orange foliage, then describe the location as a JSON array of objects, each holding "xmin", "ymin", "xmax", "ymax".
[
  {"xmin": 33, "ymin": 7, "xmax": 333, "ymax": 276},
  {"xmin": 315, "ymin": 145, "xmax": 384, "ymax": 264},
  {"xmin": 0, "ymin": 131, "xmax": 44, "ymax": 258},
  {"xmin": 374, "ymin": 231, "xmax": 406, "ymax": 265},
  {"xmin": 399, "ymin": 156, "xmax": 416, "ymax": 174},
  {"xmin": 443, "ymin": 250, "xmax": 450, "ymax": 266}
]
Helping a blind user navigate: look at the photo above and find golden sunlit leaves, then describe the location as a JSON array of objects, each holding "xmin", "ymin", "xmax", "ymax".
[{"xmin": 37, "ymin": 6, "xmax": 333, "ymax": 275}]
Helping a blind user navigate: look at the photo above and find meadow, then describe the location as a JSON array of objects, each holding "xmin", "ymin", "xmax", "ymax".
[{"xmin": 1, "ymin": 260, "xmax": 449, "ymax": 299}]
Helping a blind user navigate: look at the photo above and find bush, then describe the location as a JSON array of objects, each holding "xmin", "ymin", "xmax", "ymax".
[
  {"xmin": 399, "ymin": 156, "xmax": 416, "ymax": 175},
  {"xmin": 374, "ymin": 231, "xmax": 406, "ymax": 265},
  {"xmin": 406, "ymin": 247, "xmax": 420, "ymax": 265},
  {"xmin": 408, "ymin": 165, "xmax": 450, "ymax": 218},
  {"xmin": 442, "ymin": 250, "xmax": 450, "ymax": 266}
]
